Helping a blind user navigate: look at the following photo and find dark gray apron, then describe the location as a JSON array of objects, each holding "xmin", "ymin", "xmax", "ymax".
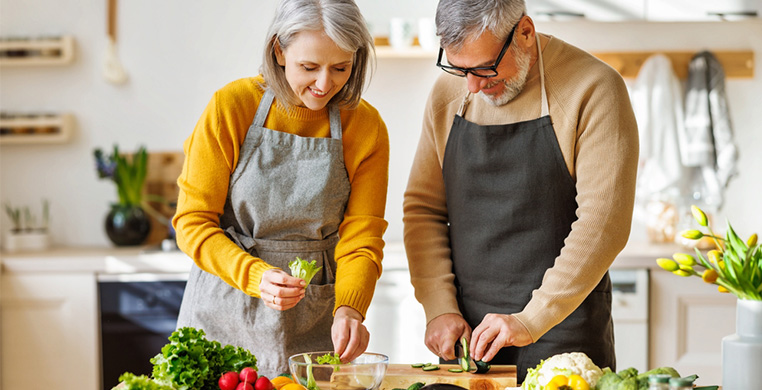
[
  {"xmin": 441, "ymin": 35, "xmax": 614, "ymax": 383},
  {"xmin": 177, "ymin": 88, "xmax": 351, "ymax": 377}
]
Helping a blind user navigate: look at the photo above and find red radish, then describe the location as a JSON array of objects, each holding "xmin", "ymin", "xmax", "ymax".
[
  {"xmin": 255, "ymin": 376, "xmax": 274, "ymax": 390},
  {"xmin": 240, "ymin": 367, "xmax": 258, "ymax": 383},
  {"xmin": 219, "ymin": 371, "xmax": 240, "ymax": 390},
  {"xmin": 236, "ymin": 383, "xmax": 254, "ymax": 390}
]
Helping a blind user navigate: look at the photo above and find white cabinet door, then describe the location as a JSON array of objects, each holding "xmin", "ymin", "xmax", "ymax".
[
  {"xmin": 527, "ymin": 0, "xmax": 645, "ymax": 21},
  {"xmin": 1, "ymin": 273, "xmax": 99, "ymax": 390},
  {"xmin": 649, "ymin": 271, "xmax": 737, "ymax": 386},
  {"xmin": 646, "ymin": 0, "xmax": 761, "ymax": 21}
]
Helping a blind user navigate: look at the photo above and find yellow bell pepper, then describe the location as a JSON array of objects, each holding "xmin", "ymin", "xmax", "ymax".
[{"xmin": 545, "ymin": 374, "xmax": 590, "ymax": 390}]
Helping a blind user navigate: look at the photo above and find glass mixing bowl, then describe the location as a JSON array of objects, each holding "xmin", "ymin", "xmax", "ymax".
[{"xmin": 288, "ymin": 352, "xmax": 389, "ymax": 390}]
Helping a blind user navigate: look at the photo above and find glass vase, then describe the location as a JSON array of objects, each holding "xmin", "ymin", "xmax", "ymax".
[{"xmin": 722, "ymin": 299, "xmax": 762, "ymax": 390}]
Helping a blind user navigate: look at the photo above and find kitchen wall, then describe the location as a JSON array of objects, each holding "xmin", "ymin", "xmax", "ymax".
[{"xmin": 1, "ymin": 0, "xmax": 760, "ymax": 248}]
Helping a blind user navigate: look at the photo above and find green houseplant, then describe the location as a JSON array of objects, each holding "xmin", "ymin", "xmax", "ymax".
[
  {"xmin": 656, "ymin": 205, "xmax": 761, "ymax": 390},
  {"xmin": 94, "ymin": 145, "xmax": 151, "ymax": 246},
  {"xmin": 3, "ymin": 200, "xmax": 50, "ymax": 252}
]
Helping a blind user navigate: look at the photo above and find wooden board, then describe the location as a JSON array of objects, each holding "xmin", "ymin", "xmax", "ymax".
[
  {"xmin": 379, "ymin": 364, "xmax": 517, "ymax": 390},
  {"xmin": 143, "ymin": 151, "xmax": 184, "ymax": 245}
]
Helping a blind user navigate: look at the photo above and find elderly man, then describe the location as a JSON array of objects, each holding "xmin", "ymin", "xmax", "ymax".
[{"xmin": 402, "ymin": 0, "xmax": 639, "ymax": 382}]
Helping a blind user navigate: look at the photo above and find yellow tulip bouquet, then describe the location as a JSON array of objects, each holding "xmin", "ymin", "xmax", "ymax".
[{"xmin": 656, "ymin": 205, "xmax": 761, "ymax": 300}]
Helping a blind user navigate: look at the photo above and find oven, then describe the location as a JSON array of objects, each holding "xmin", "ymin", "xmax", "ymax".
[{"xmin": 97, "ymin": 272, "xmax": 188, "ymax": 389}]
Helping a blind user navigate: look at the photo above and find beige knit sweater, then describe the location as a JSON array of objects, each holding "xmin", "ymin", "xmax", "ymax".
[{"xmin": 402, "ymin": 34, "xmax": 639, "ymax": 342}]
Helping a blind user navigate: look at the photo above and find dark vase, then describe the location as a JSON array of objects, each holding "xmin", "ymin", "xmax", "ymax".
[{"xmin": 105, "ymin": 204, "xmax": 151, "ymax": 246}]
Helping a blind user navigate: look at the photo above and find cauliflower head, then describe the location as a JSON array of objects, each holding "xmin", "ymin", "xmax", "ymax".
[{"xmin": 522, "ymin": 352, "xmax": 604, "ymax": 390}]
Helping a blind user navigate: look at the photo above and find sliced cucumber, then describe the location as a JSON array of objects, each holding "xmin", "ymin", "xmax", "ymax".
[
  {"xmin": 447, "ymin": 368, "xmax": 464, "ymax": 373},
  {"xmin": 459, "ymin": 337, "xmax": 471, "ymax": 372},
  {"xmin": 422, "ymin": 365, "xmax": 440, "ymax": 371},
  {"xmin": 411, "ymin": 363, "xmax": 426, "ymax": 368}
]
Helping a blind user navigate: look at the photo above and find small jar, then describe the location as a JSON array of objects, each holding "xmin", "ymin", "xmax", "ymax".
[
  {"xmin": 668, "ymin": 377, "xmax": 694, "ymax": 390},
  {"xmin": 648, "ymin": 374, "xmax": 671, "ymax": 390}
]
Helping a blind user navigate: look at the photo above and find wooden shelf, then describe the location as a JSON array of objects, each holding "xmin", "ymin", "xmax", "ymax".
[
  {"xmin": 376, "ymin": 45, "xmax": 438, "ymax": 59},
  {"xmin": 374, "ymin": 36, "xmax": 438, "ymax": 59},
  {"xmin": 593, "ymin": 50, "xmax": 755, "ymax": 78},
  {"xmin": 0, "ymin": 114, "xmax": 75, "ymax": 145},
  {"xmin": 0, "ymin": 36, "xmax": 75, "ymax": 66}
]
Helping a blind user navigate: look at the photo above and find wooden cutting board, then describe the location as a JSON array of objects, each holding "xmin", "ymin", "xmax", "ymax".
[{"xmin": 379, "ymin": 364, "xmax": 517, "ymax": 390}]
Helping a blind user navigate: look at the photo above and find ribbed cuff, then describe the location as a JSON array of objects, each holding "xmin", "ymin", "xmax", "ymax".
[{"xmin": 246, "ymin": 261, "xmax": 278, "ymax": 297}]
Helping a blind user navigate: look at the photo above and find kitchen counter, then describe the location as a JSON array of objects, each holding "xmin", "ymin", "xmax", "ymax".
[
  {"xmin": 0, "ymin": 240, "xmax": 685, "ymax": 274},
  {"xmin": 0, "ymin": 246, "xmax": 193, "ymax": 274}
]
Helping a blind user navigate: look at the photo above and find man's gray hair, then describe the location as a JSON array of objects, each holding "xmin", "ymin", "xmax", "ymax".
[
  {"xmin": 436, "ymin": 0, "xmax": 526, "ymax": 51},
  {"xmin": 262, "ymin": 0, "xmax": 375, "ymax": 109}
]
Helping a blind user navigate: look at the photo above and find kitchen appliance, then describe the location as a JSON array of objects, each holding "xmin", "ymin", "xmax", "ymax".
[
  {"xmin": 611, "ymin": 268, "xmax": 650, "ymax": 372},
  {"xmin": 97, "ymin": 272, "xmax": 188, "ymax": 389}
]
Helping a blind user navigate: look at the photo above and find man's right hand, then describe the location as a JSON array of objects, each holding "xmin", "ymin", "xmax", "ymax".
[{"xmin": 424, "ymin": 313, "xmax": 472, "ymax": 360}]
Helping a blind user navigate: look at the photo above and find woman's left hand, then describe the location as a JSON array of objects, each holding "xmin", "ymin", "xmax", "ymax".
[{"xmin": 331, "ymin": 306, "xmax": 370, "ymax": 363}]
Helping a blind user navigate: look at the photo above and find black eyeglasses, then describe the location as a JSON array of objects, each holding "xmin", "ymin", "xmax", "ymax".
[{"xmin": 436, "ymin": 23, "xmax": 518, "ymax": 78}]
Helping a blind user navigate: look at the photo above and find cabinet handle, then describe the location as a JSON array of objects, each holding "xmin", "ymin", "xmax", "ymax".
[
  {"xmin": 707, "ymin": 11, "xmax": 758, "ymax": 19},
  {"xmin": 538, "ymin": 11, "xmax": 586, "ymax": 19}
]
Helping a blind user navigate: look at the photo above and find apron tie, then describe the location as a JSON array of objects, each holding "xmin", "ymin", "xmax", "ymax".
[{"xmin": 225, "ymin": 226, "xmax": 340, "ymax": 253}]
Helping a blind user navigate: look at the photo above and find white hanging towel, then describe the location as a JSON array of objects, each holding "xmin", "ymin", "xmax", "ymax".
[
  {"xmin": 682, "ymin": 51, "xmax": 739, "ymax": 208},
  {"xmin": 630, "ymin": 54, "xmax": 688, "ymax": 205}
]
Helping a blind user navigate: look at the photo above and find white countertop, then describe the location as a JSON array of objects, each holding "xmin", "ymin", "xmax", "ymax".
[
  {"xmin": 0, "ymin": 246, "xmax": 193, "ymax": 274},
  {"xmin": 0, "ymin": 240, "xmax": 687, "ymax": 274}
]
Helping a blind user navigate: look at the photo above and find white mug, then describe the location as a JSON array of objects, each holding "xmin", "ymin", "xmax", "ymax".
[{"xmin": 389, "ymin": 17, "xmax": 414, "ymax": 49}]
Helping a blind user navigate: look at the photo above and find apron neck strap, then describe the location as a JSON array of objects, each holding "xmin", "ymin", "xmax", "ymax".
[
  {"xmin": 253, "ymin": 89, "xmax": 343, "ymax": 140},
  {"xmin": 253, "ymin": 88, "xmax": 276, "ymax": 128},
  {"xmin": 328, "ymin": 105, "xmax": 342, "ymax": 140},
  {"xmin": 536, "ymin": 33, "xmax": 549, "ymax": 117}
]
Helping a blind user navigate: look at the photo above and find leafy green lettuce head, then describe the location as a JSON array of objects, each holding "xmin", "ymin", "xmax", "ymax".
[{"xmin": 289, "ymin": 257, "xmax": 322, "ymax": 286}]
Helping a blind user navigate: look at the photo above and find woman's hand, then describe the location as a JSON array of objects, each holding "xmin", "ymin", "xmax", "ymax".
[
  {"xmin": 259, "ymin": 269, "xmax": 305, "ymax": 310},
  {"xmin": 332, "ymin": 306, "xmax": 370, "ymax": 363}
]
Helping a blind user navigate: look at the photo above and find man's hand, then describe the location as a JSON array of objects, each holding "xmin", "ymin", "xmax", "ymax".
[
  {"xmin": 332, "ymin": 306, "xmax": 370, "ymax": 363},
  {"xmin": 470, "ymin": 313, "xmax": 532, "ymax": 361},
  {"xmin": 259, "ymin": 269, "xmax": 305, "ymax": 310},
  {"xmin": 425, "ymin": 313, "xmax": 471, "ymax": 361}
]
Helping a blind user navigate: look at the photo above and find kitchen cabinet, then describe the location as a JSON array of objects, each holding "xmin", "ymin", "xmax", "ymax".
[
  {"xmin": 649, "ymin": 269, "xmax": 737, "ymax": 386},
  {"xmin": 0, "ymin": 272, "xmax": 99, "ymax": 390},
  {"xmin": 525, "ymin": 0, "xmax": 760, "ymax": 21},
  {"xmin": 646, "ymin": 0, "xmax": 760, "ymax": 21},
  {"xmin": 527, "ymin": 0, "xmax": 645, "ymax": 21}
]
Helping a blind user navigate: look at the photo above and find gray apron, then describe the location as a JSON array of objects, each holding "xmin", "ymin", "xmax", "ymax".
[
  {"xmin": 441, "ymin": 35, "xmax": 614, "ymax": 383},
  {"xmin": 177, "ymin": 88, "xmax": 351, "ymax": 377}
]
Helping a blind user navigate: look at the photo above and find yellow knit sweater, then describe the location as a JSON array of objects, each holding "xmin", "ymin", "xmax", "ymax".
[
  {"xmin": 403, "ymin": 34, "xmax": 639, "ymax": 342},
  {"xmin": 174, "ymin": 75, "xmax": 390, "ymax": 318}
]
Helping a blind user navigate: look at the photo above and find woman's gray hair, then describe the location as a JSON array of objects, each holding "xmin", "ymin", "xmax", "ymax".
[
  {"xmin": 261, "ymin": 0, "xmax": 375, "ymax": 109},
  {"xmin": 436, "ymin": 0, "xmax": 526, "ymax": 51}
]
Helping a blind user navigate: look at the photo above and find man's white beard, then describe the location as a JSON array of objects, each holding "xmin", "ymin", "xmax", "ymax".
[{"xmin": 478, "ymin": 44, "xmax": 532, "ymax": 106}]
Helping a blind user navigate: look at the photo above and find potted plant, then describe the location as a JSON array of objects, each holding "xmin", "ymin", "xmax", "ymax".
[
  {"xmin": 3, "ymin": 200, "xmax": 50, "ymax": 252},
  {"xmin": 94, "ymin": 144, "xmax": 152, "ymax": 246},
  {"xmin": 655, "ymin": 205, "xmax": 760, "ymax": 390}
]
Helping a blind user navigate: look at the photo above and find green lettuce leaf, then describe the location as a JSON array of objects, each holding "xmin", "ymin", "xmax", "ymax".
[{"xmin": 289, "ymin": 257, "xmax": 322, "ymax": 286}]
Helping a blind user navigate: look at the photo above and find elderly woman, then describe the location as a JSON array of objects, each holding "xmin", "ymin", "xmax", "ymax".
[{"xmin": 173, "ymin": 0, "xmax": 389, "ymax": 376}]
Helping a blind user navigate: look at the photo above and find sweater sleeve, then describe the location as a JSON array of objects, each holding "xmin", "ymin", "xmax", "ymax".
[
  {"xmin": 402, "ymin": 81, "xmax": 463, "ymax": 324},
  {"xmin": 173, "ymin": 86, "xmax": 276, "ymax": 298},
  {"xmin": 333, "ymin": 106, "xmax": 391, "ymax": 319},
  {"xmin": 512, "ymin": 65, "xmax": 640, "ymax": 342}
]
